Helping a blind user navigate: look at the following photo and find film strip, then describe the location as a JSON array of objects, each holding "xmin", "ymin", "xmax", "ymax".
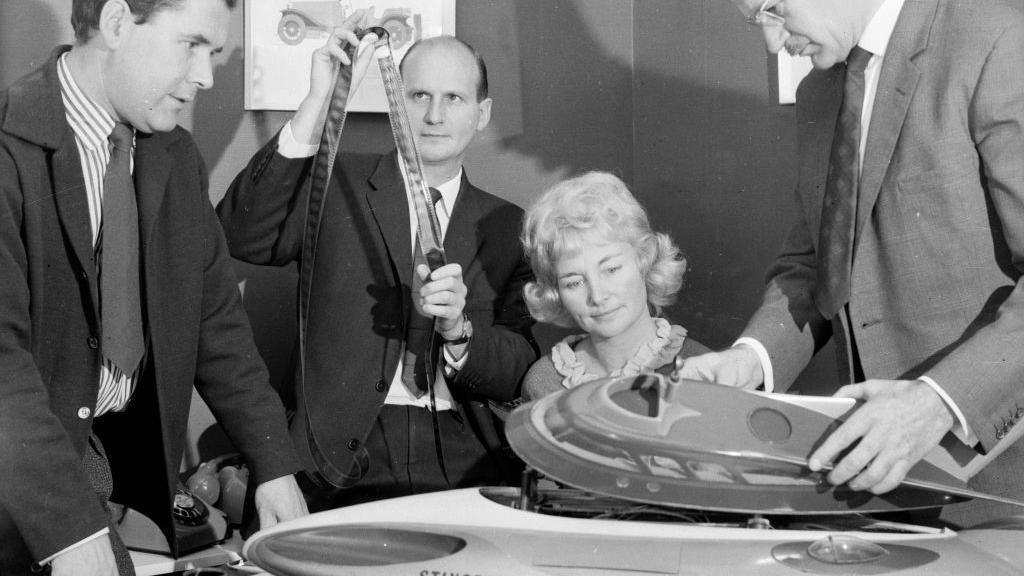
[{"xmin": 298, "ymin": 28, "xmax": 447, "ymax": 488}]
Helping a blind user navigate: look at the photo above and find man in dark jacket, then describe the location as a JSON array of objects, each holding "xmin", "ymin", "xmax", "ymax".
[
  {"xmin": 218, "ymin": 26, "xmax": 537, "ymax": 509},
  {"xmin": 0, "ymin": 1, "xmax": 306, "ymax": 574}
]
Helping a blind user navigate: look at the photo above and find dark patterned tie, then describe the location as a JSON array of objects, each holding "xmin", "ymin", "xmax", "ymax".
[
  {"xmin": 99, "ymin": 123, "xmax": 145, "ymax": 375},
  {"xmin": 815, "ymin": 46, "xmax": 873, "ymax": 318},
  {"xmin": 401, "ymin": 187, "xmax": 444, "ymax": 398}
]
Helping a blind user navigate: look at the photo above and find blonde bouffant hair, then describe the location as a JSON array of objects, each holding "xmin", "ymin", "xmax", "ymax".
[{"xmin": 521, "ymin": 171, "xmax": 687, "ymax": 328}]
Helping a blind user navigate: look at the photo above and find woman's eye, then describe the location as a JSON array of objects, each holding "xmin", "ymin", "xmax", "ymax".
[{"xmin": 562, "ymin": 279, "xmax": 583, "ymax": 290}]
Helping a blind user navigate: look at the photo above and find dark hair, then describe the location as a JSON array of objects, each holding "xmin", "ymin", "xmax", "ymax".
[
  {"xmin": 72, "ymin": 0, "xmax": 237, "ymax": 42},
  {"xmin": 400, "ymin": 35, "xmax": 489, "ymax": 101}
]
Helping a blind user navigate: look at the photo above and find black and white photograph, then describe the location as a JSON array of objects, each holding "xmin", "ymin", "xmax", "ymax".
[{"xmin": 2, "ymin": 1, "xmax": 1024, "ymax": 575}]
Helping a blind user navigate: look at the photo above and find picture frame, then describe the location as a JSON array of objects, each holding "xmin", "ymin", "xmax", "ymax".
[{"xmin": 244, "ymin": 0, "xmax": 457, "ymax": 111}]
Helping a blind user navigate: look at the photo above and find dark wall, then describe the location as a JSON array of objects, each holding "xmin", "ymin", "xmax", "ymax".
[
  {"xmin": 631, "ymin": 0, "xmax": 837, "ymax": 393},
  {"xmin": 0, "ymin": 1, "xmax": 70, "ymax": 89}
]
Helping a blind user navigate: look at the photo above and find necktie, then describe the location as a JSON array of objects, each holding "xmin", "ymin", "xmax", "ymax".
[
  {"xmin": 99, "ymin": 123, "xmax": 145, "ymax": 375},
  {"xmin": 401, "ymin": 188, "xmax": 444, "ymax": 397},
  {"xmin": 815, "ymin": 46, "xmax": 873, "ymax": 318}
]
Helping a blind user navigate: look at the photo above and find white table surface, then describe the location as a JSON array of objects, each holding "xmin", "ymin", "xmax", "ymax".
[{"xmin": 130, "ymin": 533, "xmax": 270, "ymax": 576}]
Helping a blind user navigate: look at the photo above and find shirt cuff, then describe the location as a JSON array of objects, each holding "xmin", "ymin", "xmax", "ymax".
[
  {"xmin": 442, "ymin": 343, "xmax": 469, "ymax": 375},
  {"xmin": 277, "ymin": 122, "xmax": 318, "ymax": 159},
  {"xmin": 733, "ymin": 337, "xmax": 774, "ymax": 392},
  {"xmin": 39, "ymin": 528, "xmax": 110, "ymax": 566},
  {"xmin": 918, "ymin": 375, "xmax": 977, "ymax": 445}
]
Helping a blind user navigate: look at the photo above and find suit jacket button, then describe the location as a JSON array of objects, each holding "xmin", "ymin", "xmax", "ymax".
[
  {"xmin": 77, "ymin": 407, "xmax": 92, "ymax": 419},
  {"xmin": 375, "ymin": 379, "xmax": 386, "ymax": 392},
  {"xmin": 87, "ymin": 337, "xmax": 99, "ymax": 349},
  {"xmin": 347, "ymin": 438, "xmax": 360, "ymax": 451}
]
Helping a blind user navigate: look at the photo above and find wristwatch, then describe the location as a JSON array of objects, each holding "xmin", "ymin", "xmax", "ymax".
[{"xmin": 444, "ymin": 313, "xmax": 473, "ymax": 345}]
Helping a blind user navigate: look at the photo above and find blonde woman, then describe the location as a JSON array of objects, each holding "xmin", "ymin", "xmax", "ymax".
[{"xmin": 520, "ymin": 172, "xmax": 708, "ymax": 400}]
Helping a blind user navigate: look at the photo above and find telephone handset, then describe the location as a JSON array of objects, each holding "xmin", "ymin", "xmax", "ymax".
[{"xmin": 113, "ymin": 483, "xmax": 229, "ymax": 557}]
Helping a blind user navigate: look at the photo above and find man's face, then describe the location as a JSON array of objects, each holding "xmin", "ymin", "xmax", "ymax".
[
  {"xmin": 104, "ymin": 0, "xmax": 229, "ymax": 132},
  {"xmin": 731, "ymin": 0, "xmax": 865, "ymax": 69},
  {"xmin": 401, "ymin": 42, "xmax": 492, "ymax": 170}
]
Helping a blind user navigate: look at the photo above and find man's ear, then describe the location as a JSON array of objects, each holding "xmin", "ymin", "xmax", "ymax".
[
  {"xmin": 96, "ymin": 0, "xmax": 134, "ymax": 48},
  {"xmin": 475, "ymin": 97, "xmax": 493, "ymax": 132}
]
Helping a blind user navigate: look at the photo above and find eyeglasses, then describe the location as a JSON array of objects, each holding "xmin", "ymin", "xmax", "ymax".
[{"xmin": 746, "ymin": 0, "xmax": 786, "ymax": 27}]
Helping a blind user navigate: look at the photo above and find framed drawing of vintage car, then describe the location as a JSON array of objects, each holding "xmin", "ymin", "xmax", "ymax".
[{"xmin": 244, "ymin": 0, "xmax": 457, "ymax": 111}]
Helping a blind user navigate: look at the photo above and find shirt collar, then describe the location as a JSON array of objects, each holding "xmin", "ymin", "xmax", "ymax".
[
  {"xmin": 431, "ymin": 169, "xmax": 463, "ymax": 217},
  {"xmin": 859, "ymin": 0, "xmax": 905, "ymax": 57},
  {"xmin": 57, "ymin": 52, "xmax": 116, "ymax": 152}
]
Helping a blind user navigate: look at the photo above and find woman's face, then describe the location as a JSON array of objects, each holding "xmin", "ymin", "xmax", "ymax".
[{"xmin": 554, "ymin": 239, "xmax": 651, "ymax": 340}]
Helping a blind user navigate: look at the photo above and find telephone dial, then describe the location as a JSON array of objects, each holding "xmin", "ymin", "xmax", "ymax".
[{"xmin": 112, "ymin": 483, "xmax": 229, "ymax": 557}]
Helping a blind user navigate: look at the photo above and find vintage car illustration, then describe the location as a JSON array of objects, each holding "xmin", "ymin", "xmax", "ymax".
[{"xmin": 277, "ymin": 1, "xmax": 419, "ymax": 49}]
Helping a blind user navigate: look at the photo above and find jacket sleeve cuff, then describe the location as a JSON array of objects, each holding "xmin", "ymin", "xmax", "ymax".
[
  {"xmin": 277, "ymin": 122, "xmax": 318, "ymax": 158},
  {"xmin": 37, "ymin": 528, "xmax": 110, "ymax": 567}
]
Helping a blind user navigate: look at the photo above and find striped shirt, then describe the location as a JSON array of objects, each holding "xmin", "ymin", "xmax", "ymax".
[{"xmin": 57, "ymin": 53, "xmax": 138, "ymax": 416}]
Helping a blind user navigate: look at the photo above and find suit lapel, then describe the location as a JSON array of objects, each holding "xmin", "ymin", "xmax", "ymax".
[
  {"xmin": 16, "ymin": 48, "xmax": 101, "ymax": 311},
  {"xmin": 364, "ymin": 157, "xmax": 484, "ymax": 286},
  {"xmin": 444, "ymin": 174, "xmax": 483, "ymax": 272},
  {"xmin": 367, "ymin": 153, "xmax": 414, "ymax": 287},
  {"xmin": 51, "ymin": 132, "xmax": 98, "ymax": 310},
  {"xmin": 855, "ymin": 0, "xmax": 934, "ymax": 244}
]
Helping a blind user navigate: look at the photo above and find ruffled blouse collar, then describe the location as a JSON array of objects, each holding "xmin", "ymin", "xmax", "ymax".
[{"xmin": 551, "ymin": 318, "xmax": 687, "ymax": 389}]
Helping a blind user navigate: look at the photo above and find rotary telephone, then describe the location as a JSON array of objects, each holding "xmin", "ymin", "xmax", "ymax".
[{"xmin": 112, "ymin": 483, "xmax": 229, "ymax": 557}]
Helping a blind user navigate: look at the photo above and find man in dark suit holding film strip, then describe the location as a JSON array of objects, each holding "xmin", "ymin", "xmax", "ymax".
[{"xmin": 219, "ymin": 21, "xmax": 537, "ymax": 509}]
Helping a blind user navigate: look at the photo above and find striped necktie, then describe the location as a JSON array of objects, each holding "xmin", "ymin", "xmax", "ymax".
[{"xmin": 815, "ymin": 46, "xmax": 873, "ymax": 318}]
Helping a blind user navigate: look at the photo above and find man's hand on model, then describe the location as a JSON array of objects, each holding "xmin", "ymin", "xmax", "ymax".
[
  {"xmin": 808, "ymin": 379, "xmax": 955, "ymax": 494},
  {"xmin": 254, "ymin": 475, "xmax": 309, "ymax": 529},
  {"xmin": 677, "ymin": 346, "xmax": 764, "ymax": 389}
]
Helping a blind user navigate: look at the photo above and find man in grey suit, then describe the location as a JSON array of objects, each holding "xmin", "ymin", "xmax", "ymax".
[{"xmin": 683, "ymin": 0, "xmax": 1024, "ymax": 526}]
